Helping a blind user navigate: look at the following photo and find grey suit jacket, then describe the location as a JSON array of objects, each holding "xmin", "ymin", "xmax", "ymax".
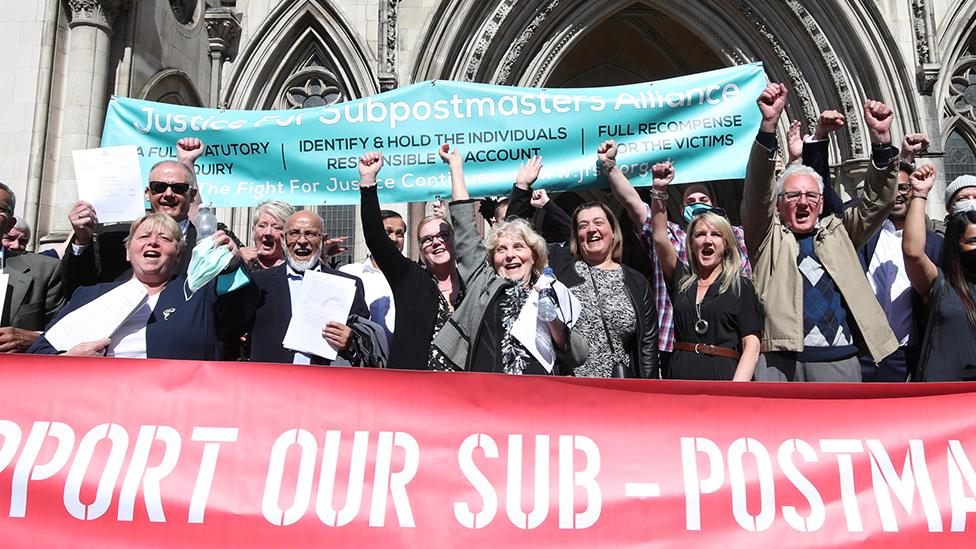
[{"xmin": 3, "ymin": 251, "xmax": 65, "ymax": 331}]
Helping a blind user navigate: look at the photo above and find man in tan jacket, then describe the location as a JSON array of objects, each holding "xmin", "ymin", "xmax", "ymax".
[{"xmin": 742, "ymin": 83, "xmax": 900, "ymax": 381}]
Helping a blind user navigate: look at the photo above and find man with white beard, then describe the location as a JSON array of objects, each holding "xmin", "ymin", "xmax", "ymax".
[{"xmin": 246, "ymin": 210, "xmax": 372, "ymax": 365}]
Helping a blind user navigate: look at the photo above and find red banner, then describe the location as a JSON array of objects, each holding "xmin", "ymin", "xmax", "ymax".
[{"xmin": 2, "ymin": 355, "xmax": 976, "ymax": 546}]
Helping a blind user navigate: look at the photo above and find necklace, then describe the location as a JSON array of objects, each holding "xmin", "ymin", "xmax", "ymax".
[{"xmin": 694, "ymin": 299, "xmax": 708, "ymax": 335}]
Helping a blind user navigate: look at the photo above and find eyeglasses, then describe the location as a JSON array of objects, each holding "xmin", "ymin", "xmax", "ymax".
[
  {"xmin": 896, "ymin": 184, "xmax": 912, "ymax": 193},
  {"xmin": 285, "ymin": 230, "xmax": 322, "ymax": 241},
  {"xmin": 779, "ymin": 191, "xmax": 823, "ymax": 204},
  {"xmin": 420, "ymin": 230, "xmax": 453, "ymax": 248},
  {"xmin": 149, "ymin": 181, "xmax": 191, "ymax": 195}
]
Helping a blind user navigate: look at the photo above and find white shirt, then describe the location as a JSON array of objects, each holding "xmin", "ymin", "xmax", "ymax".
[
  {"xmin": 339, "ymin": 257, "xmax": 395, "ymax": 337},
  {"xmin": 866, "ymin": 219, "xmax": 914, "ymax": 346},
  {"xmin": 106, "ymin": 293, "xmax": 161, "ymax": 358}
]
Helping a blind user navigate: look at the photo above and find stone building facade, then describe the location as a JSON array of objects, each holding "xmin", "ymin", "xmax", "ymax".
[{"xmin": 2, "ymin": 0, "xmax": 975, "ymax": 259}]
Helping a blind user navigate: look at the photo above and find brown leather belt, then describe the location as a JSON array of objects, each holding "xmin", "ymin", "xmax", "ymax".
[{"xmin": 674, "ymin": 342, "xmax": 740, "ymax": 360}]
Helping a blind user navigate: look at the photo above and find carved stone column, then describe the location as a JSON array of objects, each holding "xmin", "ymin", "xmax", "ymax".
[
  {"xmin": 911, "ymin": 0, "xmax": 940, "ymax": 95},
  {"xmin": 204, "ymin": 6, "xmax": 242, "ymax": 230},
  {"xmin": 378, "ymin": 0, "xmax": 400, "ymax": 91},
  {"xmin": 204, "ymin": 6, "xmax": 241, "ymax": 108},
  {"xmin": 52, "ymin": 0, "xmax": 131, "ymax": 232}
]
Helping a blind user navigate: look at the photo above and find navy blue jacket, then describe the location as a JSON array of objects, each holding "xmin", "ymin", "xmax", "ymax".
[{"xmin": 29, "ymin": 272, "xmax": 256, "ymax": 360}]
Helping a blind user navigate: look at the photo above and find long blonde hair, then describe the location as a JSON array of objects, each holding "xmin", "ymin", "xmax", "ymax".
[{"xmin": 677, "ymin": 211, "xmax": 743, "ymax": 295}]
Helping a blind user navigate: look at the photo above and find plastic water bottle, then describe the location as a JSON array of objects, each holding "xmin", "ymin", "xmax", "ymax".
[
  {"xmin": 195, "ymin": 204, "xmax": 218, "ymax": 239},
  {"xmin": 537, "ymin": 267, "xmax": 558, "ymax": 322}
]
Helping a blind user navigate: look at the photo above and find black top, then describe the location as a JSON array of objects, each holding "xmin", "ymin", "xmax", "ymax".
[
  {"xmin": 469, "ymin": 285, "xmax": 551, "ymax": 376},
  {"xmin": 361, "ymin": 185, "xmax": 445, "ymax": 370},
  {"xmin": 919, "ymin": 270, "xmax": 976, "ymax": 381},
  {"xmin": 667, "ymin": 262, "xmax": 763, "ymax": 380}
]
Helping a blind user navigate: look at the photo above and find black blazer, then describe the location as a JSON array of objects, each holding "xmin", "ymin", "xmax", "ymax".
[
  {"xmin": 61, "ymin": 222, "xmax": 197, "ymax": 297},
  {"xmin": 247, "ymin": 263, "xmax": 369, "ymax": 364}
]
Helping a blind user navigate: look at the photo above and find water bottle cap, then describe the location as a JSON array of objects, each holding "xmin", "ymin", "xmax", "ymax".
[{"xmin": 543, "ymin": 266, "xmax": 554, "ymax": 275}]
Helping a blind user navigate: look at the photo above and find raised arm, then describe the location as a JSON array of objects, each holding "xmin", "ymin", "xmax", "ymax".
[
  {"xmin": 802, "ymin": 110, "xmax": 846, "ymax": 218},
  {"xmin": 649, "ymin": 162, "xmax": 678, "ymax": 283},
  {"xmin": 439, "ymin": 144, "xmax": 469, "ymax": 201},
  {"xmin": 741, "ymin": 83, "xmax": 787, "ymax": 258},
  {"xmin": 842, "ymin": 101, "xmax": 900, "ymax": 248},
  {"xmin": 358, "ymin": 152, "xmax": 413, "ymax": 288},
  {"xmin": 601, "ymin": 140, "xmax": 648, "ymax": 229},
  {"xmin": 903, "ymin": 164, "xmax": 938, "ymax": 298},
  {"xmin": 439, "ymin": 145, "xmax": 483, "ymax": 279}
]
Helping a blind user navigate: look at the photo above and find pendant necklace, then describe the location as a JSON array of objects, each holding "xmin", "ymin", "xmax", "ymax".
[{"xmin": 695, "ymin": 300, "xmax": 709, "ymax": 335}]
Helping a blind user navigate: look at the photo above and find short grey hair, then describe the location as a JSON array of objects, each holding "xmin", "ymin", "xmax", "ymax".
[
  {"xmin": 148, "ymin": 160, "xmax": 196, "ymax": 188},
  {"xmin": 0, "ymin": 181, "xmax": 16, "ymax": 214},
  {"xmin": 251, "ymin": 200, "xmax": 295, "ymax": 228},
  {"xmin": 12, "ymin": 217, "xmax": 30, "ymax": 240},
  {"xmin": 775, "ymin": 163, "xmax": 825, "ymax": 196}
]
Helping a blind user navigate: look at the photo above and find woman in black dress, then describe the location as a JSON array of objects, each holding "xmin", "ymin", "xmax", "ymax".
[{"xmin": 649, "ymin": 161, "xmax": 762, "ymax": 381}]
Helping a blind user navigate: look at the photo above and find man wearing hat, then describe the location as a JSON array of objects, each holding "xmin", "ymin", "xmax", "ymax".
[{"xmin": 945, "ymin": 174, "xmax": 976, "ymax": 216}]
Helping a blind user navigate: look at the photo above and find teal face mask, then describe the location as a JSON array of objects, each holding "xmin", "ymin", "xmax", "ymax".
[
  {"xmin": 683, "ymin": 202, "xmax": 712, "ymax": 224},
  {"xmin": 186, "ymin": 236, "xmax": 233, "ymax": 295}
]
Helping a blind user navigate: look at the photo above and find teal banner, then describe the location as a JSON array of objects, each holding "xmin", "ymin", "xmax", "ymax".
[{"xmin": 101, "ymin": 63, "xmax": 767, "ymax": 207}]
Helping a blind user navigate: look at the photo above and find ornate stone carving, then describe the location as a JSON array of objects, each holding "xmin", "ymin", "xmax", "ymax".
[
  {"xmin": 205, "ymin": 7, "xmax": 242, "ymax": 59},
  {"xmin": 283, "ymin": 70, "xmax": 344, "ymax": 109},
  {"xmin": 378, "ymin": 0, "xmax": 401, "ymax": 91},
  {"xmin": 169, "ymin": 0, "xmax": 196, "ymax": 25},
  {"xmin": 464, "ymin": 0, "xmax": 517, "ymax": 82},
  {"xmin": 911, "ymin": 0, "xmax": 940, "ymax": 93},
  {"xmin": 731, "ymin": 0, "xmax": 863, "ymax": 156},
  {"xmin": 66, "ymin": 0, "xmax": 131, "ymax": 31},
  {"xmin": 494, "ymin": 0, "xmax": 560, "ymax": 85}
]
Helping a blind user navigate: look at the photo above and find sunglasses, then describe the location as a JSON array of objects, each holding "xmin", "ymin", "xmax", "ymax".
[{"xmin": 149, "ymin": 181, "xmax": 191, "ymax": 195}]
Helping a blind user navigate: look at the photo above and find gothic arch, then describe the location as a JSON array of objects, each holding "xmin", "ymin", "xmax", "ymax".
[
  {"xmin": 222, "ymin": 0, "xmax": 378, "ymax": 110},
  {"xmin": 412, "ymin": 0, "xmax": 918, "ymax": 166},
  {"xmin": 139, "ymin": 69, "xmax": 203, "ymax": 106},
  {"xmin": 936, "ymin": 0, "xmax": 976, "ymax": 146}
]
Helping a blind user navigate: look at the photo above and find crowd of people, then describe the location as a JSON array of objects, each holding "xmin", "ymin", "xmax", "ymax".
[{"xmin": 3, "ymin": 82, "xmax": 976, "ymax": 382}]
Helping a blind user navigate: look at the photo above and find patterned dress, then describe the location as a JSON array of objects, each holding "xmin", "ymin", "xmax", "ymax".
[{"xmin": 570, "ymin": 261, "xmax": 637, "ymax": 378}]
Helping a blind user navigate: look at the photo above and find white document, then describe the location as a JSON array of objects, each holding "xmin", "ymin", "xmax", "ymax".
[
  {"xmin": 512, "ymin": 280, "xmax": 582, "ymax": 373},
  {"xmin": 44, "ymin": 278, "xmax": 149, "ymax": 352},
  {"xmin": 282, "ymin": 270, "xmax": 357, "ymax": 361},
  {"xmin": 72, "ymin": 145, "xmax": 146, "ymax": 224},
  {"xmin": 0, "ymin": 272, "xmax": 8, "ymax": 325}
]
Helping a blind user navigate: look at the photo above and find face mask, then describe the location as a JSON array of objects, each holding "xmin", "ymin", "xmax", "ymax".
[
  {"xmin": 683, "ymin": 203, "xmax": 712, "ymax": 224},
  {"xmin": 961, "ymin": 248, "xmax": 976, "ymax": 275},
  {"xmin": 953, "ymin": 199, "xmax": 976, "ymax": 214},
  {"xmin": 186, "ymin": 236, "xmax": 234, "ymax": 296}
]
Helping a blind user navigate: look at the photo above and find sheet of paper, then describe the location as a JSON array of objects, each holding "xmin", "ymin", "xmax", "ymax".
[
  {"xmin": 44, "ymin": 278, "xmax": 149, "ymax": 352},
  {"xmin": 512, "ymin": 280, "xmax": 582, "ymax": 373},
  {"xmin": 282, "ymin": 270, "xmax": 357, "ymax": 361},
  {"xmin": 0, "ymin": 272, "xmax": 8, "ymax": 326},
  {"xmin": 72, "ymin": 145, "xmax": 146, "ymax": 224}
]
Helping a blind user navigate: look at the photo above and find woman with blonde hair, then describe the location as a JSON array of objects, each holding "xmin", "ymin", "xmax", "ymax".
[{"xmin": 650, "ymin": 161, "xmax": 762, "ymax": 381}]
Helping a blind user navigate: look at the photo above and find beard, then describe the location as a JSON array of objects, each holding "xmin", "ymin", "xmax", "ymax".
[{"xmin": 286, "ymin": 252, "xmax": 320, "ymax": 272}]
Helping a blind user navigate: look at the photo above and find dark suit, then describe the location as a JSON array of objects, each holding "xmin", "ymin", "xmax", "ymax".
[
  {"xmin": 61, "ymin": 222, "xmax": 197, "ymax": 297},
  {"xmin": 28, "ymin": 272, "xmax": 257, "ymax": 360},
  {"xmin": 247, "ymin": 263, "xmax": 369, "ymax": 364},
  {"xmin": 3, "ymin": 250, "xmax": 65, "ymax": 331}
]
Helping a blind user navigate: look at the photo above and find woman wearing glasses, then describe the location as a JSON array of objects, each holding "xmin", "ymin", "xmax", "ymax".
[
  {"xmin": 649, "ymin": 162, "xmax": 762, "ymax": 380},
  {"xmin": 903, "ymin": 165, "xmax": 976, "ymax": 381},
  {"xmin": 356, "ymin": 146, "xmax": 482, "ymax": 370}
]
